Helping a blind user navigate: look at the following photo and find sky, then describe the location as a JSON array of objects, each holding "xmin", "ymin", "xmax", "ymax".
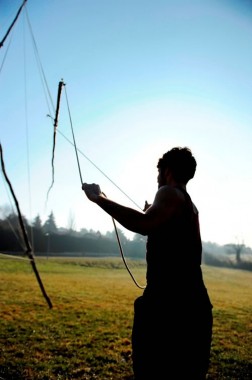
[{"xmin": 0, "ymin": 0, "xmax": 252, "ymax": 248}]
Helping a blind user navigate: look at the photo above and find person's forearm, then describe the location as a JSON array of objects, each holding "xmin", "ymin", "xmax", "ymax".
[{"xmin": 96, "ymin": 195, "xmax": 146, "ymax": 235}]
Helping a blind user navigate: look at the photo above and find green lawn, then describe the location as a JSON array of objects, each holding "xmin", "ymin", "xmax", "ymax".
[{"xmin": 0, "ymin": 257, "xmax": 251, "ymax": 379}]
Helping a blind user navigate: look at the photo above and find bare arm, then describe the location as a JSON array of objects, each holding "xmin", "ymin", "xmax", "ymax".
[{"xmin": 82, "ymin": 183, "xmax": 184, "ymax": 235}]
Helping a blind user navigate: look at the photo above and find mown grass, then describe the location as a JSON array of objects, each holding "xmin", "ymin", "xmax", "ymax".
[{"xmin": 0, "ymin": 256, "xmax": 251, "ymax": 379}]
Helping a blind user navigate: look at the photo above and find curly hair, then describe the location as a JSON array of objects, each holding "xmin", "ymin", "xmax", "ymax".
[{"xmin": 157, "ymin": 147, "xmax": 197, "ymax": 184}]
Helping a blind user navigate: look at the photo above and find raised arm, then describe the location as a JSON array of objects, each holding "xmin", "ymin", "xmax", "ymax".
[
  {"xmin": 82, "ymin": 183, "xmax": 146, "ymax": 234},
  {"xmin": 82, "ymin": 183, "xmax": 184, "ymax": 235}
]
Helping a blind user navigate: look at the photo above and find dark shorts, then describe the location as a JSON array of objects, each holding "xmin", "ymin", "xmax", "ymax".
[{"xmin": 132, "ymin": 294, "xmax": 213, "ymax": 380}]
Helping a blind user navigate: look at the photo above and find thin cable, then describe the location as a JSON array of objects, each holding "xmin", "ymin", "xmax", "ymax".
[
  {"xmin": 56, "ymin": 128, "xmax": 143, "ymax": 210},
  {"xmin": 24, "ymin": 7, "xmax": 55, "ymax": 117},
  {"xmin": 0, "ymin": 252, "xmax": 30, "ymax": 261},
  {"xmin": 0, "ymin": 35, "xmax": 12, "ymax": 76},
  {"xmin": 22, "ymin": 12, "xmax": 34, "ymax": 250}
]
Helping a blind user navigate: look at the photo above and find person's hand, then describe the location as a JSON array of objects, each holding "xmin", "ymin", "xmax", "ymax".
[{"xmin": 82, "ymin": 183, "xmax": 104, "ymax": 203}]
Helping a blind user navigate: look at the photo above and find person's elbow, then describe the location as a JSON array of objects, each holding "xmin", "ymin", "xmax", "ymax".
[{"xmin": 120, "ymin": 213, "xmax": 153, "ymax": 236}]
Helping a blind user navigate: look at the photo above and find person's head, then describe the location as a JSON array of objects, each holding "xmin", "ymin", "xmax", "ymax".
[{"xmin": 157, "ymin": 147, "xmax": 197, "ymax": 187}]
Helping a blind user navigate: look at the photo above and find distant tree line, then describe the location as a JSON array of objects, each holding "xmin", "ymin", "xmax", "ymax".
[
  {"xmin": 1, "ymin": 209, "xmax": 252, "ymax": 270},
  {"xmin": 0, "ymin": 210, "xmax": 146, "ymax": 259}
]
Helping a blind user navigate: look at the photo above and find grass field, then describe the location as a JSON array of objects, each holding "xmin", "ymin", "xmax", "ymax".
[{"xmin": 0, "ymin": 256, "xmax": 251, "ymax": 379}]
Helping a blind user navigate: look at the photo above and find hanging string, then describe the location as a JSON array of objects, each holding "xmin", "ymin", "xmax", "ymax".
[
  {"xmin": 46, "ymin": 79, "xmax": 65, "ymax": 204},
  {"xmin": 111, "ymin": 212, "xmax": 145, "ymax": 289}
]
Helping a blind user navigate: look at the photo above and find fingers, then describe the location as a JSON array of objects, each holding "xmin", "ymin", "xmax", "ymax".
[
  {"xmin": 82, "ymin": 182, "xmax": 97, "ymax": 190},
  {"xmin": 82, "ymin": 183, "xmax": 101, "ymax": 195}
]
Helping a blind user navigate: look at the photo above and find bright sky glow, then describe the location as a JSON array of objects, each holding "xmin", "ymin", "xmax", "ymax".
[{"xmin": 1, "ymin": 0, "xmax": 252, "ymax": 248}]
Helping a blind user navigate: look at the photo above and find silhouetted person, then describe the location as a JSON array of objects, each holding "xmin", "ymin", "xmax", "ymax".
[{"xmin": 82, "ymin": 146, "xmax": 213, "ymax": 379}]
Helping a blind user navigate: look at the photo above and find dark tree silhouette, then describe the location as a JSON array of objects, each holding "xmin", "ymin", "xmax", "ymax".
[
  {"xmin": 225, "ymin": 240, "xmax": 245, "ymax": 264},
  {"xmin": 32, "ymin": 214, "xmax": 42, "ymax": 230},
  {"xmin": 43, "ymin": 211, "xmax": 57, "ymax": 234}
]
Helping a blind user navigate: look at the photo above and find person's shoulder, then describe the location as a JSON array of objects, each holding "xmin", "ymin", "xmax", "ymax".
[
  {"xmin": 158, "ymin": 185, "xmax": 185, "ymax": 195},
  {"xmin": 157, "ymin": 185, "xmax": 185, "ymax": 203},
  {"xmin": 157, "ymin": 185, "xmax": 173, "ymax": 196}
]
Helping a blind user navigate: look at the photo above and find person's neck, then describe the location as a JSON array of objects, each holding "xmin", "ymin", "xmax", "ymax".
[
  {"xmin": 165, "ymin": 172, "xmax": 186, "ymax": 190},
  {"xmin": 169, "ymin": 179, "xmax": 186, "ymax": 191}
]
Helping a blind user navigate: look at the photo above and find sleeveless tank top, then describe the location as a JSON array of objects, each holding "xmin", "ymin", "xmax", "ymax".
[{"xmin": 144, "ymin": 186, "xmax": 210, "ymax": 303}]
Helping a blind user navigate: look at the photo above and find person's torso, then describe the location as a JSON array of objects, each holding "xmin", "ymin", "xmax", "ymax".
[{"xmin": 145, "ymin": 187, "xmax": 205, "ymax": 297}]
